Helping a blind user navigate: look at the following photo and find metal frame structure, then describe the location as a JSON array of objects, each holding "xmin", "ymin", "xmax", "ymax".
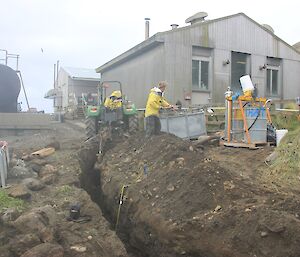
[
  {"xmin": 223, "ymin": 95, "xmax": 272, "ymax": 148},
  {"xmin": 0, "ymin": 141, "xmax": 9, "ymax": 188}
]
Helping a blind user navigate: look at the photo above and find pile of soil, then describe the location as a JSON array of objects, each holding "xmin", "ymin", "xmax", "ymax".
[
  {"xmin": 3, "ymin": 121, "xmax": 300, "ymax": 257},
  {"xmin": 85, "ymin": 132, "xmax": 300, "ymax": 257}
]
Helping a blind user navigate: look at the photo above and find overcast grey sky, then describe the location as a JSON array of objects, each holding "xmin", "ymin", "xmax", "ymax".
[{"xmin": 0, "ymin": 0, "xmax": 299, "ymax": 112}]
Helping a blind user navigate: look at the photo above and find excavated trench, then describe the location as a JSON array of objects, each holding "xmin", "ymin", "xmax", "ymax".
[
  {"xmin": 77, "ymin": 137, "xmax": 149, "ymax": 257},
  {"xmin": 76, "ymin": 134, "xmax": 243, "ymax": 257},
  {"xmin": 76, "ymin": 134, "xmax": 300, "ymax": 257}
]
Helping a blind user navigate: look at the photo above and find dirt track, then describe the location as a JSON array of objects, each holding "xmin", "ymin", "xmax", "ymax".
[{"xmin": 2, "ymin": 122, "xmax": 300, "ymax": 257}]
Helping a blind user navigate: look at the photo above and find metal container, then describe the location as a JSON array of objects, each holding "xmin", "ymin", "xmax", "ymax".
[
  {"xmin": 227, "ymin": 106, "xmax": 267, "ymax": 143},
  {"xmin": 160, "ymin": 111, "xmax": 206, "ymax": 139},
  {"xmin": 244, "ymin": 108, "xmax": 267, "ymax": 143}
]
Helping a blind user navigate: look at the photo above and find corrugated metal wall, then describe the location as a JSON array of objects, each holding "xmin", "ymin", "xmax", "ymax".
[
  {"xmin": 100, "ymin": 14, "xmax": 300, "ymax": 105},
  {"xmin": 101, "ymin": 43, "xmax": 165, "ymax": 108},
  {"xmin": 163, "ymin": 14, "xmax": 300, "ymax": 103}
]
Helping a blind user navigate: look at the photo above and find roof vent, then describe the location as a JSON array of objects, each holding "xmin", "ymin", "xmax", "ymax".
[
  {"xmin": 293, "ymin": 42, "xmax": 300, "ymax": 52},
  {"xmin": 170, "ymin": 24, "xmax": 179, "ymax": 30},
  {"xmin": 262, "ymin": 24, "xmax": 274, "ymax": 33},
  {"xmin": 185, "ymin": 12, "xmax": 208, "ymax": 25}
]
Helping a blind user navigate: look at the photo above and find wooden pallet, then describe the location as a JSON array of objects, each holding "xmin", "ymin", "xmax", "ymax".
[{"xmin": 219, "ymin": 140, "xmax": 268, "ymax": 150}]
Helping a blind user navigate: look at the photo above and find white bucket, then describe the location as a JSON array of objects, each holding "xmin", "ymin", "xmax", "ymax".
[
  {"xmin": 276, "ymin": 129, "xmax": 288, "ymax": 146},
  {"xmin": 240, "ymin": 75, "xmax": 254, "ymax": 96}
]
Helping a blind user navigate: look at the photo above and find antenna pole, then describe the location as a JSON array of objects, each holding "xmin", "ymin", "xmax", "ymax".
[{"xmin": 17, "ymin": 71, "xmax": 30, "ymax": 110}]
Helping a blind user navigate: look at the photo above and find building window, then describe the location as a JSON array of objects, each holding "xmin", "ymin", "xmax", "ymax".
[
  {"xmin": 192, "ymin": 59, "xmax": 209, "ymax": 90},
  {"xmin": 266, "ymin": 68, "xmax": 278, "ymax": 96}
]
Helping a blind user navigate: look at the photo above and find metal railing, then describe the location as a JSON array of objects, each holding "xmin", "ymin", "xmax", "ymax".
[
  {"xmin": 0, "ymin": 49, "xmax": 19, "ymax": 71},
  {"xmin": 0, "ymin": 141, "xmax": 9, "ymax": 188}
]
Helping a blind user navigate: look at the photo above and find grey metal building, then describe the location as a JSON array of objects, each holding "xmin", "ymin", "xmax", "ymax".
[
  {"xmin": 96, "ymin": 12, "xmax": 300, "ymax": 108},
  {"xmin": 45, "ymin": 67, "xmax": 101, "ymax": 114}
]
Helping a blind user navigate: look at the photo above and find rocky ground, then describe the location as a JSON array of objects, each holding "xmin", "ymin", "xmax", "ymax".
[
  {"xmin": 0, "ymin": 122, "xmax": 128, "ymax": 257},
  {"xmin": 1, "ymin": 121, "xmax": 300, "ymax": 257}
]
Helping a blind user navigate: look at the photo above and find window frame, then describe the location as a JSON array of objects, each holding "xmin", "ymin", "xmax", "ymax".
[
  {"xmin": 266, "ymin": 65, "xmax": 279, "ymax": 97},
  {"xmin": 192, "ymin": 56, "xmax": 210, "ymax": 92}
]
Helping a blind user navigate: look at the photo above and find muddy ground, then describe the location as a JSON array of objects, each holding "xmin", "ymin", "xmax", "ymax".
[{"xmin": 1, "ymin": 121, "xmax": 300, "ymax": 257}]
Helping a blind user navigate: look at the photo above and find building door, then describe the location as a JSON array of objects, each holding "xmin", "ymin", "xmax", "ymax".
[{"xmin": 231, "ymin": 52, "xmax": 250, "ymax": 93}]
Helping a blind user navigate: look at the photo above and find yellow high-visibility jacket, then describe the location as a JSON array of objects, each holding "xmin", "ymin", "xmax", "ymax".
[
  {"xmin": 104, "ymin": 90, "xmax": 122, "ymax": 109},
  {"xmin": 145, "ymin": 87, "xmax": 170, "ymax": 117}
]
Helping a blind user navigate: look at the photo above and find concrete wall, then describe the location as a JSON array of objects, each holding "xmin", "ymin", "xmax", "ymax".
[{"xmin": 0, "ymin": 113, "xmax": 52, "ymax": 129}]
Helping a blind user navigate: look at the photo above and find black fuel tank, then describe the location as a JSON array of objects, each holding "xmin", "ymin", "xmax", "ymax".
[{"xmin": 0, "ymin": 64, "xmax": 21, "ymax": 112}]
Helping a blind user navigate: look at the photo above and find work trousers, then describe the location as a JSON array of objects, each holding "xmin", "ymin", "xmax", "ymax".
[{"xmin": 145, "ymin": 115, "xmax": 161, "ymax": 137}]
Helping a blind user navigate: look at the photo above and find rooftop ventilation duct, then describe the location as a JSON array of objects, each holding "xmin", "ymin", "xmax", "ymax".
[
  {"xmin": 185, "ymin": 12, "xmax": 208, "ymax": 25},
  {"xmin": 293, "ymin": 42, "xmax": 300, "ymax": 52},
  {"xmin": 170, "ymin": 24, "xmax": 179, "ymax": 30},
  {"xmin": 262, "ymin": 24, "xmax": 274, "ymax": 33}
]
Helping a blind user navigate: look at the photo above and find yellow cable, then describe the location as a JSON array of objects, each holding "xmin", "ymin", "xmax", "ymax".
[{"xmin": 115, "ymin": 185, "xmax": 128, "ymax": 231}]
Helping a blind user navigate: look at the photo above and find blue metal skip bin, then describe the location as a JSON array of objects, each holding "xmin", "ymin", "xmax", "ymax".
[{"xmin": 160, "ymin": 111, "xmax": 207, "ymax": 139}]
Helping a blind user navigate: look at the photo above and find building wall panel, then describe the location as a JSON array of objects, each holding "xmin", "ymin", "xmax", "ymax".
[
  {"xmin": 282, "ymin": 59, "xmax": 300, "ymax": 99},
  {"xmin": 101, "ymin": 44, "xmax": 165, "ymax": 108},
  {"xmin": 99, "ymin": 14, "xmax": 300, "ymax": 106}
]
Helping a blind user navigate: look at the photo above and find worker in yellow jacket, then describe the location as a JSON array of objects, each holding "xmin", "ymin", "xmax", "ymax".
[
  {"xmin": 145, "ymin": 81, "xmax": 174, "ymax": 137},
  {"xmin": 104, "ymin": 90, "xmax": 122, "ymax": 109}
]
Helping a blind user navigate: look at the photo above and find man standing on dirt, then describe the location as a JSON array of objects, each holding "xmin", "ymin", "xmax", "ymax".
[{"xmin": 145, "ymin": 81, "xmax": 175, "ymax": 137}]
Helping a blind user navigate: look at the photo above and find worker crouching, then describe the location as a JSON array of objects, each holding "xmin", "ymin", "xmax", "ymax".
[
  {"xmin": 104, "ymin": 90, "xmax": 122, "ymax": 110},
  {"xmin": 145, "ymin": 81, "xmax": 175, "ymax": 137}
]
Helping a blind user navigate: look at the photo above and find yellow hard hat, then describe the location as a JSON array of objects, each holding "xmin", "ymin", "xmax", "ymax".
[{"xmin": 111, "ymin": 90, "xmax": 121, "ymax": 98}]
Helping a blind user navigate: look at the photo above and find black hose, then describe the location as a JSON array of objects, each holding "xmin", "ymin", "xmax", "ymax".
[{"xmin": 247, "ymin": 107, "xmax": 261, "ymax": 131}]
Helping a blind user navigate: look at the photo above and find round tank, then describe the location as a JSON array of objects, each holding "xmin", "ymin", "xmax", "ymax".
[{"xmin": 0, "ymin": 64, "xmax": 21, "ymax": 112}]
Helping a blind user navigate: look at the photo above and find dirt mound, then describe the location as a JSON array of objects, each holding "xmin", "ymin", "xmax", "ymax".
[{"xmin": 90, "ymin": 132, "xmax": 300, "ymax": 257}]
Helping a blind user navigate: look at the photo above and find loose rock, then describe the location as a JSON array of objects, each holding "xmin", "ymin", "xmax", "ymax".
[
  {"xmin": 20, "ymin": 243, "xmax": 64, "ymax": 257},
  {"xmin": 22, "ymin": 178, "xmax": 45, "ymax": 191},
  {"xmin": 7, "ymin": 184, "xmax": 31, "ymax": 200},
  {"xmin": 9, "ymin": 166, "xmax": 36, "ymax": 179}
]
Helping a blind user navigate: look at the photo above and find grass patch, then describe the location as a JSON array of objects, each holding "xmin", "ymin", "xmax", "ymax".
[
  {"xmin": 0, "ymin": 190, "xmax": 26, "ymax": 211},
  {"xmin": 271, "ymin": 127, "xmax": 300, "ymax": 174},
  {"xmin": 271, "ymin": 112, "xmax": 299, "ymax": 131},
  {"xmin": 260, "ymin": 127, "xmax": 300, "ymax": 190},
  {"xmin": 55, "ymin": 185, "xmax": 73, "ymax": 196}
]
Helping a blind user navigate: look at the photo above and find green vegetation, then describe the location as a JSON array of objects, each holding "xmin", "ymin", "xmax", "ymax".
[
  {"xmin": 271, "ymin": 127, "xmax": 300, "ymax": 174},
  {"xmin": 271, "ymin": 112, "xmax": 299, "ymax": 131},
  {"xmin": 261, "ymin": 127, "xmax": 300, "ymax": 190},
  {"xmin": 55, "ymin": 185, "xmax": 73, "ymax": 196},
  {"xmin": 0, "ymin": 190, "xmax": 26, "ymax": 211}
]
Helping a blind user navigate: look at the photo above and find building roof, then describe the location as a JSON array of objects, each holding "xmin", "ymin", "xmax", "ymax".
[
  {"xmin": 63, "ymin": 66, "xmax": 101, "ymax": 81},
  {"xmin": 96, "ymin": 12, "xmax": 299, "ymax": 73}
]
